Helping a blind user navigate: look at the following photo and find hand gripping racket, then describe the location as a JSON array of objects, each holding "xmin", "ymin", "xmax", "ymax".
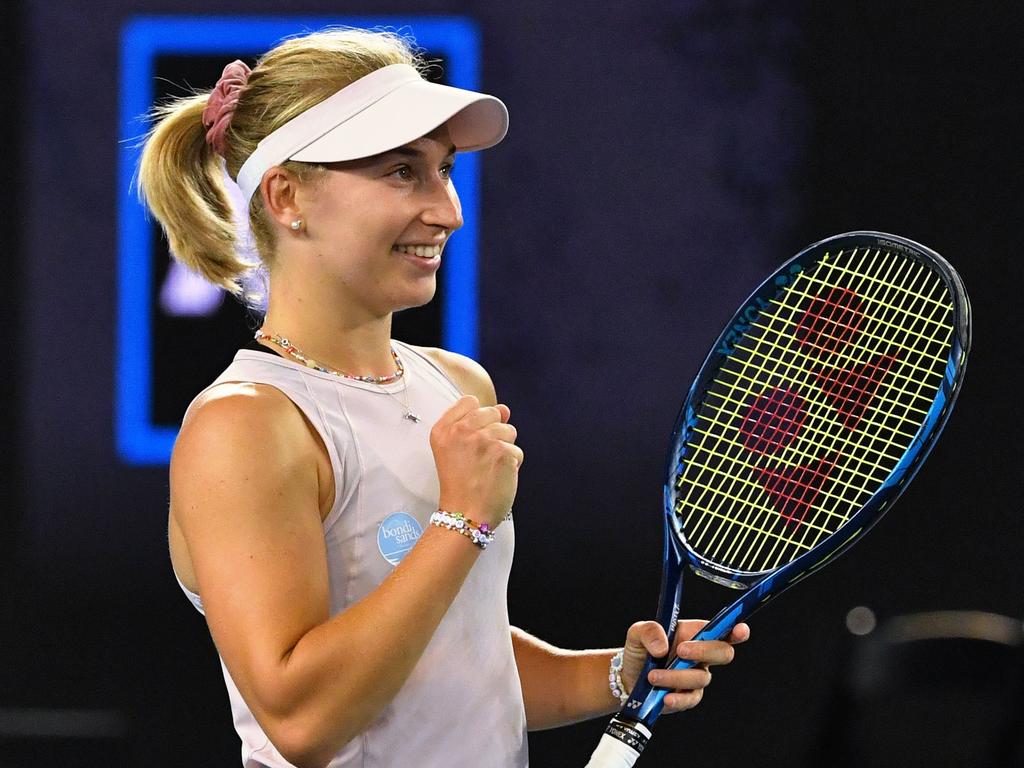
[{"xmin": 585, "ymin": 231, "xmax": 970, "ymax": 767}]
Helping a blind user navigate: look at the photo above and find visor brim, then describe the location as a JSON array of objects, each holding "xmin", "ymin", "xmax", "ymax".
[{"xmin": 289, "ymin": 78, "xmax": 508, "ymax": 163}]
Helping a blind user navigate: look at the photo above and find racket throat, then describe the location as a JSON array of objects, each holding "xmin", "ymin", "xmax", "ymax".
[
  {"xmin": 691, "ymin": 565, "xmax": 750, "ymax": 590},
  {"xmin": 656, "ymin": 516, "xmax": 687, "ymax": 639}
]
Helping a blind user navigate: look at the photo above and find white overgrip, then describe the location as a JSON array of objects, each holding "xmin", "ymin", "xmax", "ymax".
[{"xmin": 583, "ymin": 732, "xmax": 642, "ymax": 768}]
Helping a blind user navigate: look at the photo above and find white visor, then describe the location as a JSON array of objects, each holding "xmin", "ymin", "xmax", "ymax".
[{"xmin": 236, "ymin": 63, "xmax": 508, "ymax": 205}]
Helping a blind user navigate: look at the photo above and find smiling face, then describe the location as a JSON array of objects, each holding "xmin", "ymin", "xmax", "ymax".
[{"xmin": 291, "ymin": 124, "xmax": 464, "ymax": 318}]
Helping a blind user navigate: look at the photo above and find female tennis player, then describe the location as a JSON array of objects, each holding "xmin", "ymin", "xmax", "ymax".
[{"xmin": 139, "ymin": 28, "xmax": 749, "ymax": 768}]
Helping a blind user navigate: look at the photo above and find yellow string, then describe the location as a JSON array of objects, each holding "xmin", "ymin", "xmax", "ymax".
[{"xmin": 675, "ymin": 247, "xmax": 954, "ymax": 573}]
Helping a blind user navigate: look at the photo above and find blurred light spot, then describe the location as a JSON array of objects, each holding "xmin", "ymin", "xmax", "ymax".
[
  {"xmin": 846, "ymin": 605, "xmax": 876, "ymax": 636},
  {"xmin": 160, "ymin": 260, "xmax": 224, "ymax": 317}
]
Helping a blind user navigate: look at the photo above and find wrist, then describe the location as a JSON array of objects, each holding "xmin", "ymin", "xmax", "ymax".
[
  {"xmin": 437, "ymin": 495, "xmax": 510, "ymax": 530},
  {"xmin": 430, "ymin": 509, "xmax": 495, "ymax": 550},
  {"xmin": 608, "ymin": 649, "xmax": 629, "ymax": 706}
]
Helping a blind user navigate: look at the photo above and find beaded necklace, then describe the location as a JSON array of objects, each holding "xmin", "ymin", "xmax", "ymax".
[
  {"xmin": 254, "ymin": 330, "xmax": 420, "ymax": 422},
  {"xmin": 255, "ymin": 329, "xmax": 404, "ymax": 384}
]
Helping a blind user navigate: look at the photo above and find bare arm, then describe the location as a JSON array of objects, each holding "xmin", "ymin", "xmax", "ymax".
[
  {"xmin": 171, "ymin": 383, "xmax": 520, "ymax": 767},
  {"xmin": 511, "ymin": 627, "xmax": 620, "ymax": 729},
  {"xmin": 511, "ymin": 621, "xmax": 750, "ymax": 730}
]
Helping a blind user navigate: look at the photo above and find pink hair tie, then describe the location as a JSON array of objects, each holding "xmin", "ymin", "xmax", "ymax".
[{"xmin": 202, "ymin": 59, "xmax": 251, "ymax": 157}]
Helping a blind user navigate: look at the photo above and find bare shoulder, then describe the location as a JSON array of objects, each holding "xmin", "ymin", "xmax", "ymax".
[
  {"xmin": 175, "ymin": 381, "xmax": 314, "ymax": 466},
  {"xmin": 416, "ymin": 346, "xmax": 497, "ymax": 406},
  {"xmin": 171, "ymin": 381, "xmax": 329, "ymax": 527}
]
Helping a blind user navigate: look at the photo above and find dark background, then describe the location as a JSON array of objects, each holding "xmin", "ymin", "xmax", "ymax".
[{"xmin": 3, "ymin": 1, "xmax": 1022, "ymax": 766}]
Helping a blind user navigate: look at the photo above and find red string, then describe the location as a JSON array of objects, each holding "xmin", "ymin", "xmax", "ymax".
[
  {"xmin": 753, "ymin": 453, "xmax": 838, "ymax": 527},
  {"xmin": 815, "ymin": 351, "xmax": 901, "ymax": 431},
  {"xmin": 795, "ymin": 287, "xmax": 864, "ymax": 357},
  {"xmin": 739, "ymin": 387, "xmax": 808, "ymax": 455}
]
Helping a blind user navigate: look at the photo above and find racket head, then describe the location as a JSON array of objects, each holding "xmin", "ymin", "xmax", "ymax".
[{"xmin": 664, "ymin": 231, "xmax": 970, "ymax": 590}]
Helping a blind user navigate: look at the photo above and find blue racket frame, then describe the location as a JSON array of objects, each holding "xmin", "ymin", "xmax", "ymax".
[{"xmin": 616, "ymin": 231, "xmax": 971, "ymax": 736}]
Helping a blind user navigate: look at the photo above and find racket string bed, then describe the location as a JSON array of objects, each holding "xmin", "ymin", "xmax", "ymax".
[{"xmin": 676, "ymin": 247, "xmax": 954, "ymax": 574}]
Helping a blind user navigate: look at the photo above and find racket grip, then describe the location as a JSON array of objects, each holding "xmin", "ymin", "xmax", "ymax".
[{"xmin": 583, "ymin": 720, "xmax": 651, "ymax": 768}]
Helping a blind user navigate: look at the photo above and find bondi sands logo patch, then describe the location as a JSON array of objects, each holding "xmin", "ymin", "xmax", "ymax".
[{"xmin": 377, "ymin": 511, "xmax": 423, "ymax": 566}]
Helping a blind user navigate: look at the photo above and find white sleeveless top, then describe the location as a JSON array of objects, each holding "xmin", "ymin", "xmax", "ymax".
[{"xmin": 175, "ymin": 342, "xmax": 529, "ymax": 768}]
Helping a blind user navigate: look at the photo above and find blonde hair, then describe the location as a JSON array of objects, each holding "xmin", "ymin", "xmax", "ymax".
[{"xmin": 137, "ymin": 28, "xmax": 423, "ymax": 302}]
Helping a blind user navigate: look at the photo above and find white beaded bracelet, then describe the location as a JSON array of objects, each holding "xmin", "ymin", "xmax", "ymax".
[
  {"xmin": 608, "ymin": 650, "xmax": 629, "ymax": 705},
  {"xmin": 430, "ymin": 509, "xmax": 495, "ymax": 550}
]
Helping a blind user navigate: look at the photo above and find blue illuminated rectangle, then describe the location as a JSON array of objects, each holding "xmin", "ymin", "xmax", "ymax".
[{"xmin": 117, "ymin": 16, "xmax": 484, "ymax": 464}]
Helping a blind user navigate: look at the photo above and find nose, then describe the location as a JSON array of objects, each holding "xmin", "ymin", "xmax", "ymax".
[{"xmin": 421, "ymin": 176, "xmax": 463, "ymax": 234}]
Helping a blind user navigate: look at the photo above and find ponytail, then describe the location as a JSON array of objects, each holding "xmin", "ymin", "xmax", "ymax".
[{"xmin": 137, "ymin": 94, "xmax": 253, "ymax": 294}]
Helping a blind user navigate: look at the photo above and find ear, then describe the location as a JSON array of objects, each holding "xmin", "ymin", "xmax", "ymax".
[{"xmin": 259, "ymin": 166, "xmax": 303, "ymax": 231}]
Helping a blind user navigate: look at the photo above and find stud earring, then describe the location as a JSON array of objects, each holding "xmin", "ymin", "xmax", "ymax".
[{"xmin": 290, "ymin": 219, "xmax": 303, "ymax": 231}]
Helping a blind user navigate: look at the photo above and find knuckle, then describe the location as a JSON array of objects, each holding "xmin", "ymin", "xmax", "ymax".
[{"xmin": 626, "ymin": 621, "xmax": 647, "ymax": 644}]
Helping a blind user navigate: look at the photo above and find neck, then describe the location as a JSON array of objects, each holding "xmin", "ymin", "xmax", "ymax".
[{"xmin": 260, "ymin": 274, "xmax": 398, "ymax": 379}]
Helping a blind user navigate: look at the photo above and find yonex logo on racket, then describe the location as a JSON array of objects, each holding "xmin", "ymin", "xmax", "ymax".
[{"xmin": 735, "ymin": 279, "xmax": 904, "ymax": 529}]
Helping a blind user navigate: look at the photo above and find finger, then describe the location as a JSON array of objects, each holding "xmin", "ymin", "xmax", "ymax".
[
  {"xmin": 648, "ymin": 667, "xmax": 712, "ymax": 692},
  {"xmin": 503, "ymin": 443, "xmax": 525, "ymax": 468},
  {"xmin": 435, "ymin": 395, "xmax": 480, "ymax": 427},
  {"xmin": 675, "ymin": 639, "xmax": 736, "ymax": 666},
  {"xmin": 673, "ymin": 619, "xmax": 709, "ymax": 643},
  {"xmin": 482, "ymin": 421, "xmax": 518, "ymax": 443},
  {"xmin": 661, "ymin": 689, "xmax": 705, "ymax": 713},
  {"xmin": 674, "ymin": 619, "xmax": 750, "ymax": 645},
  {"xmin": 496, "ymin": 403, "xmax": 511, "ymax": 423},
  {"xmin": 625, "ymin": 620, "xmax": 669, "ymax": 659},
  {"xmin": 728, "ymin": 623, "xmax": 751, "ymax": 644},
  {"xmin": 461, "ymin": 405, "xmax": 505, "ymax": 430}
]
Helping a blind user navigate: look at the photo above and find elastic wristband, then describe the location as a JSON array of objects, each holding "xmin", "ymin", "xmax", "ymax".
[
  {"xmin": 430, "ymin": 509, "xmax": 495, "ymax": 550},
  {"xmin": 609, "ymin": 650, "xmax": 629, "ymax": 705}
]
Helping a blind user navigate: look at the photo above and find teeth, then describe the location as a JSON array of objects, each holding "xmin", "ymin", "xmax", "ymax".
[{"xmin": 393, "ymin": 244, "xmax": 442, "ymax": 258}]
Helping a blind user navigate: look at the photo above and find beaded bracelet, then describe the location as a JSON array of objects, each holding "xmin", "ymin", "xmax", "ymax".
[
  {"xmin": 430, "ymin": 510, "xmax": 495, "ymax": 550},
  {"xmin": 609, "ymin": 650, "xmax": 629, "ymax": 705}
]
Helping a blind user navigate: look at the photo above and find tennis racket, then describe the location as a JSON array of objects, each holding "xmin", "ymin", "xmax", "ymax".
[{"xmin": 585, "ymin": 231, "xmax": 970, "ymax": 767}]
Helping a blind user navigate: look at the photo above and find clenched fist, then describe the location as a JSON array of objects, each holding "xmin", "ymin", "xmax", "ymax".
[{"xmin": 430, "ymin": 396, "xmax": 524, "ymax": 529}]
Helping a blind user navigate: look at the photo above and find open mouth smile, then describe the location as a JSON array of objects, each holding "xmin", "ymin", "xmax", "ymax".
[{"xmin": 392, "ymin": 243, "xmax": 442, "ymax": 258}]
